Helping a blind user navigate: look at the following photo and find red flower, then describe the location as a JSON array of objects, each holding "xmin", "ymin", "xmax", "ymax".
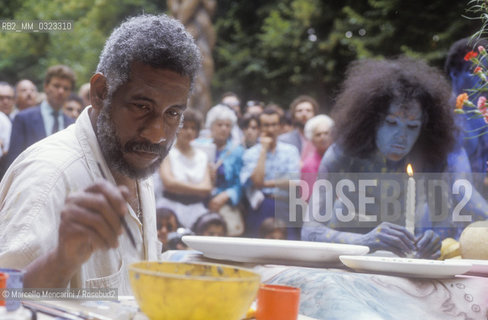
[
  {"xmin": 474, "ymin": 66, "xmax": 482, "ymax": 74},
  {"xmin": 456, "ymin": 93, "xmax": 469, "ymax": 109},
  {"xmin": 478, "ymin": 96, "xmax": 487, "ymax": 112},
  {"xmin": 464, "ymin": 51, "xmax": 478, "ymax": 61}
]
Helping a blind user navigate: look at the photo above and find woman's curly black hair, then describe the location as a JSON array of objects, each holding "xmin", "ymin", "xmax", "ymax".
[{"xmin": 332, "ymin": 57, "xmax": 457, "ymax": 171}]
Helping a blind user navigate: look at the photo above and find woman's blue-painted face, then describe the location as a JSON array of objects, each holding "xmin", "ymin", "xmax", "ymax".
[{"xmin": 375, "ymin": 100, "xmax": 422, "ymax": 161}]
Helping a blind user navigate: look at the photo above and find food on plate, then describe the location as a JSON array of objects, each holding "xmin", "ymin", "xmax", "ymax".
[
  {"xmin": 440, "ymin": 237, "xmax": 461, "ymax": 260},
  {"xmin": 459, "ymin": 221, "xmax": 488, "ymax": 259}
]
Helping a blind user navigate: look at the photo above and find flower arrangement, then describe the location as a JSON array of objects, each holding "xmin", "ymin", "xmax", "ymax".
[
  {"xmin": 455, "ymin": 0, "xmax": 488, "ymax": 134},
  {"xmin": 455, "ymin": 45, "xmax": 488, "ymax": 135}
]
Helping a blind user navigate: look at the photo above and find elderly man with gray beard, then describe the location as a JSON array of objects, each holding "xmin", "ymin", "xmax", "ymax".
[{"xmin": 0, "ymin": 14, "xmax": 201, "ymax": 293}]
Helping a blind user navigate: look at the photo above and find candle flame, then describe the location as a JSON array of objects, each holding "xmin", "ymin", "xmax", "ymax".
[{"xmin": 406, "ymin": 164, "xmax": 413, "ymax": 177}]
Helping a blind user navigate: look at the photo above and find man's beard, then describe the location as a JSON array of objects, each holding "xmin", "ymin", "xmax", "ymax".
[{"xmin": 96, "ymin": 100, "xmax": 171, "ymax": 179}]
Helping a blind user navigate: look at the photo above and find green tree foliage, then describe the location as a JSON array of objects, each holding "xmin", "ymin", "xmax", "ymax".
[
  {"xmin": 213, "ymin": 0, "xmax": 477, "ymax": 111},
  {"xmin": 0, "ymin": 0, "xmax": 480, "ymax": 111},
  {"xmin": 213, "ymin": 0, "xmax": 336, "ymax": 109},
  {"xmin": 0, "ymin": 0, "xmax": 165, "ymax": 90}
]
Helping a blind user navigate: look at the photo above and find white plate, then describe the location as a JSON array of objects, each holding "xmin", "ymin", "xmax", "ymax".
[
  {"xmin": 339, "ymin": 255, "xmax": 472, "ymax": 278},
  {"xmin": 182, "ymin": 236, "xmax": 369, "ymax": 266},
  {"xmin": 448, "ymin": 259, "xmax": 488, "ymax": 276}
]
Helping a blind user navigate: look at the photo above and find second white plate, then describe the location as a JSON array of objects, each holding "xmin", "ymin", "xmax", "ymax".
[
  {"xmin": 448, "ymin": 259, "xmax": 488, "ymax": 276},
  {"xmin": 182, "ymin": 236, "xmax": 369, "ymax": 266},
  {"xmin": 339, "ymin": 255, "xmax": 472, "ymax": 278}
]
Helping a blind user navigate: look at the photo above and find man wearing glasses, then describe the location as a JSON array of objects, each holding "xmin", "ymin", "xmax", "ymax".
[{"xmin": 240, "ymin": 107, "xmax": 300, "ymax": 239}]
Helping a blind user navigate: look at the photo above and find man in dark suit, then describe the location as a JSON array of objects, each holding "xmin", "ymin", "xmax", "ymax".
[
  {"xmin": 278, "ymin": 95, "xmax": 318, "ymax": 157},
  {"xmin": 3, "ymin": 65, "xmax": 75, "ymax": 173}
]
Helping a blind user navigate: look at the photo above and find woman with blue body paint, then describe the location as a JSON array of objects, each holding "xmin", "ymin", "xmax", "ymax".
[{"xmin": 301, "ymin": 57, "xmax": 488, "ymax": 259}]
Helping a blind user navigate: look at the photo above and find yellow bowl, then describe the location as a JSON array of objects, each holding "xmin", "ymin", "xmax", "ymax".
[{"xmin": 129, "ymin": 261, "xmax": 261, "ymax": 320}]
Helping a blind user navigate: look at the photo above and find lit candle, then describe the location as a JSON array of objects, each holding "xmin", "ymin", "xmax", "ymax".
[{"xmin": 405, "ymin": 164, "xmax": 415, "ymax": 235}]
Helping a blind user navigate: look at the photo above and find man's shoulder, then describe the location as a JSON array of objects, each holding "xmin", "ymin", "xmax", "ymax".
[
  {"xmin": 243, "ymin": 143, "xmax": 261, "ymax": 157},
  {"xmin": 15, "ymin": 105, "xmax": 41, "ymax": 118},
  {"xmin": 12, "ymin": 126, "xmax": 82, "ymax": 167},
  {"xmin": 242, "ymin": 144, "xmax": 263, "ymax": 165},
  {"xmin": 0, "ymin": 112, "xmax": 11, "ymax": 125},
  {"xmin": 277, "ymin": 141, "xmax": 300, "ymax": 155},
  {"xmin": 2, "ymin": 129, "xmax": 87, "ymax": 191},
  {"xmin": 12, "ymin": 105, "xmax": 41, "ymax": 126},
  {"xmin": 278, "ymin": 129, "xmax": 299, "ymax": 142}
]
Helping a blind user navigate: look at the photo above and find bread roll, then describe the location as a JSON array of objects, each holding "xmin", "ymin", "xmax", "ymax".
[{"xmin": 459, "ymin": 221, "xmax": 488, "ymax": 259}]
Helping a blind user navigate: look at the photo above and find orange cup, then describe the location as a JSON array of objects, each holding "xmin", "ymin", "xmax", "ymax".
[
  {"xmin": 0, "ymin": 272, "xmax": 8, "ymax": 307},
  {"xmin": 256, "ymin": 284, "xmax": 300, "ymax": 320}
]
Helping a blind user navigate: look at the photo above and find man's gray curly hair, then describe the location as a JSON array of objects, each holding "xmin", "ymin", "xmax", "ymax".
[{"xmin": 96, "ymin": 14, "xmax": 201, "ymax": 97}]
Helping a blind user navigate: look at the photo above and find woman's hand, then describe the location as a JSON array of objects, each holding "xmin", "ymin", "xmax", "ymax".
[
  {"xmin": 208, "ymin": 192, "xmax": 230, "ymax": 212},
  {"xmin": 359, "ymin": 222, "xmax": 416, "ymax": 257},
  {"xmin": 209, "ymin": 162, "xmax": 217, "ymax": 186},
  {"xmin": 415, "ymin": 230, "xmax": 441, "ymax": 259}
]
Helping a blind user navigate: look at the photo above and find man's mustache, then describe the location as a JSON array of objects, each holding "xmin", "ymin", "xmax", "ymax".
[{"xmin": 124, "ymin": 140, "xmax": 166, "ymax": 156}]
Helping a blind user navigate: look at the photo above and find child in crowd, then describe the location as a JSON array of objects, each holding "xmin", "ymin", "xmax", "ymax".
[
  {"xmin": 239, "ymin": 113, "xmax": 260, "ymax": 149},
  {"xmin": 156, "ymin": 207, "xmax": 180, "ymax": 252},
  {"xmin": 192, "ymin": 212, "xmax": 228, "ymax": 236},
  {"xmin": 259, "ymin": 217, "xmax": 288, "ymax": 240}
]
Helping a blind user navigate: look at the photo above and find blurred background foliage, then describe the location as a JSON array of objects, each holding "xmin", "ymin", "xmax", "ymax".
[{"xmin": 0, "ymin": 0, "xmax": 481, "ymax": 112}]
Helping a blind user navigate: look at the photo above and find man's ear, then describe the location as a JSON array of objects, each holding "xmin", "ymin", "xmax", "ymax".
[{"xmin": 89, "ymin": 73, "xmax": 108, "ymax": 111}]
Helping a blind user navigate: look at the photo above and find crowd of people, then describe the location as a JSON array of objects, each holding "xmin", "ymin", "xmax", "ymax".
[
  {"xmin": 0, "ymin": 16, "xmax": 487, "ymax": 263},
  {"xmin": 150, "ymin": 39, "xmax": 488, "ymax": 257},
  {"xmin": 0, "ymin": 68, "xmax": 89, "ymax": 178},
  {"xmin": 153, "ymin": 92, "xmax": 338, "ymax": 250}
]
